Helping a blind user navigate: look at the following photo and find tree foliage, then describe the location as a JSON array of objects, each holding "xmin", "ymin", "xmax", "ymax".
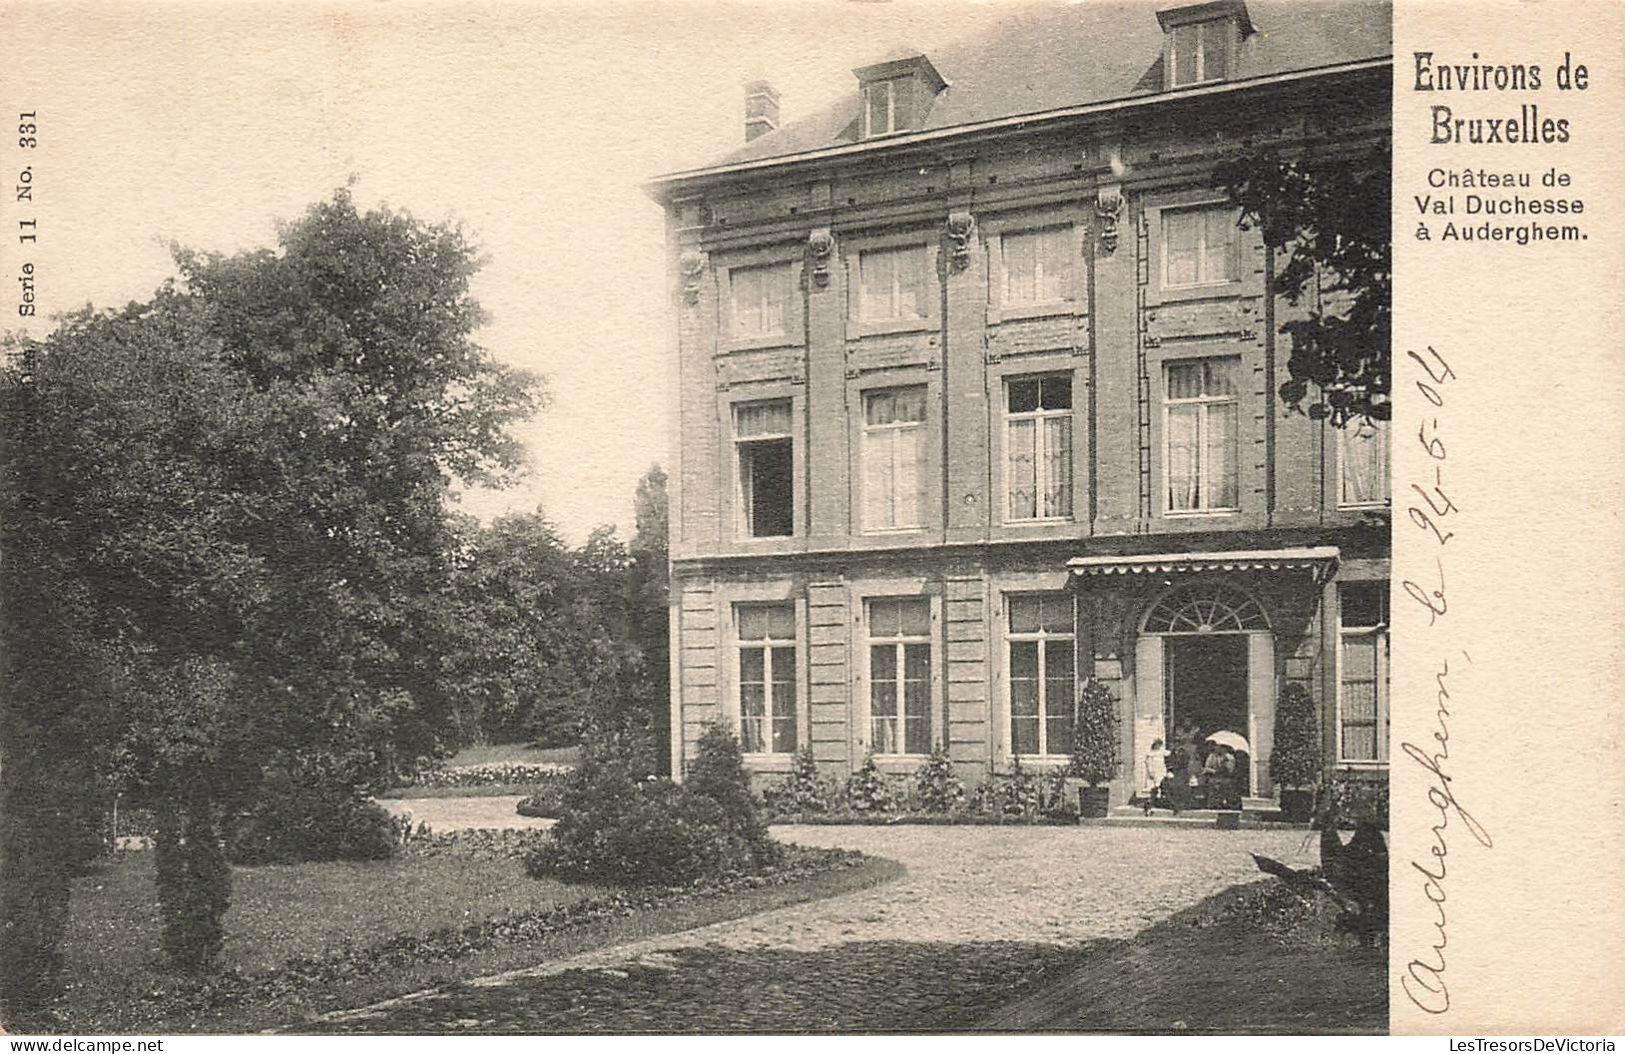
[
  {"xmin": 442, "ymin": 512, "xmax": 644, "ymax": 746},
  {"xmin": 1268, "ymin": 682, "xmax": 1321, "ymax": 789},
  {"xmin": 627, "ymin": 464, "xmax": 671, "ymax": 770},
  {"xmin": 1, "ymin": 188, "xmax": 540, "ymax": 1003},
  {"xmin": 1214, "ymin": 147, "xmax": 1390, "ymax": 426},
  {"xmin": 1069, "ymin": 678, "xmax": 1122, "ymax": 786}
]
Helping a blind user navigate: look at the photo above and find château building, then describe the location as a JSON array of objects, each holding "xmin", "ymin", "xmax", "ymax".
[{"xmin": 648, "ymin": 0, "xmax": 1392, "ymax": 809}]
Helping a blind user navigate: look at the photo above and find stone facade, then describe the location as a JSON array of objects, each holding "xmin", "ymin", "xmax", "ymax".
[{"xmin": 653, "ymin": 2, "xmax": 1391, "ymax": 804}]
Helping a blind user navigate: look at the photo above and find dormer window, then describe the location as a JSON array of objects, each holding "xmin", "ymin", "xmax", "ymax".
[
  {"xmin": 853, "ymin": 52, "xmax": 946, "ymax": 139},
  {"xmin": 1157, "ymin": 1, "xmax": 1252, "ymax": 89},
  {"xmin": 1170, "ymin": 20, "xmax": 1231, "ymax": 85},
  {"xmin": 863, "ymin": 79, "xmax": 913, "ymax": 138}
]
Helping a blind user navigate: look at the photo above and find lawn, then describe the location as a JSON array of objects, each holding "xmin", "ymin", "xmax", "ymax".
[
  {"xmin": 54, "ymin": 845, "xmax": 897, "ymax": 1034},
  {"xmin": 444, "ymin": 743, "xmax": 579, "ymax": 768},
  {"xmin": 57, "ymin": 849, "xmax": 603, "ymax": 1031}
]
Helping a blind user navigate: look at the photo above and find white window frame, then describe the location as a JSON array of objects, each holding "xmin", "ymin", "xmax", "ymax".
[
  {"xmin": 1162, "ymin": 357, "xmax": 1240, "ymax": 515},
  {"xmin": 865, "ymin": 597, "xmax": 933, "ymax": 758},
  {"xmin": 1160, "ymin": 204, "xmax": 1238, "ymax": 290},
  {"xmin": 1337, "ymin": 416, "xmax": 1392, "ymax": 509},
  {"xmin": 733, "ymin": 399, "xmax": 795, "ymax": 539},
  {"xmin": 1004, "ymin": 374, "xmax": 1074, "ymax": 523},
  {"xmin": 734, "ymin": 603, "xmax": 798, "ymax": 757},
  {"xmin": 856, "ymin": 244, "xmax": 930, "ymax": 323},
  {"xmin": 728, "ymin": 261, "xmax": 792, "ymax": 340},
  {"xmin": 863, "ymin": 80, "xmax": 895, "ymax": 137},
  {"xmin": 1168, "ymin": 19, "xmax": 1232, "ymax": 88},
  {"xmin": 1004, "ymin": 593, "xmax": 1077, "ymax": 760},
  {"xmin": 999, "ymin": 226, "xmax": 1075, "ymax": 308},
  {"xmin": 1335, "ymin": 584, "xmax": 1390, "ymax": 766},
  {"xmin": 860, "ymin": 387, "xmax": 927, "ymax": 532}
]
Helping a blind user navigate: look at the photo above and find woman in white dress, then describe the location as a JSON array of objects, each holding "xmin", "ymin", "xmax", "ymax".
[{"xmin": 1141, "ymin": 738, "xmax": 1169, "ymax": 814}]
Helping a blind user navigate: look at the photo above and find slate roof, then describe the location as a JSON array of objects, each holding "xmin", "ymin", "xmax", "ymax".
[{"xmin": 708, "ymin": 0, "xmax": 1391, "ymax": 170}]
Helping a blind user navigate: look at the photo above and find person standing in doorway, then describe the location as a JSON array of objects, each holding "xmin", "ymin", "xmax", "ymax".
[{"xmin": 1141, "ymin": 738, "xmax": 1169, "ymax": 815}]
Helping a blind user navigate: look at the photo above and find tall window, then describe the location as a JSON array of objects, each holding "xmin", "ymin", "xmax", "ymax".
[
  {"xmin": 736, "ymin": 604, "xmax": 796, "ymax": 755},
  {"xmin": 1339, "ymin": 416, "xmax": 1391, "ymax": 507},
  {"xmin": 868, "ymin": 598, "xmax": 931, "ymax": 755},
  {"xmin": 862, "ymin": 78, "xmax": 916, "ymax": 137},
  {"xmin": 858, "ymin": 245, "xmax": 930, "ymax": 322},
  {"xmin": 1006, "ymin": 375, "xmax": 1073, "ymax": 521},
  {"xmin": 734, "ymin": 400, "xmax": 793, "ymax": 537},
  {"xmin": 1338, "ymin": 582, "xmax": 1389, "ymax": 763},
  {"xmin": 861, "ymin": 387, "xmax": 927, "ymax": 531},
  {"xmin": 1165, "ymin": 358, "xmax": 1238, "ymax": 512},
  {"xmin": 1169, "ymin": 19, "xmax": 1232, "ymax": 87},
  {"xmin": 730, "ymin": 262, "xmax": 790, "ymax": 338},
  {"xmin": 1007, "ymin": 594, "xmax": 1075, "ymax": 757},
  {"xmin": 1001, "ymin": 227, "xmax": 1075, "ymax": 306},
  {"xmin": 1162, "ymin": 205, "xmax": 1237, "ymax": 287}
]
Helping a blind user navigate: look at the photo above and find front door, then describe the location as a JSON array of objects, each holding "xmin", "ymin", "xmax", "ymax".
[{"xmin": 1165, "ymin": 634, "xmax": 1250, "ymax": 793}]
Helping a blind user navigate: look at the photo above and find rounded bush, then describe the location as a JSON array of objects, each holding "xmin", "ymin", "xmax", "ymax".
[
  {"xmin": 515, "ymin": 781, "xmax": 566, "ymax": 819},
  {"xmin": 528, "ymin": 724, "xmax": 779, "ymax": 886},
  {"xmin": 226, "ymin": 778, "xmax": 402, "ymax": 865}
]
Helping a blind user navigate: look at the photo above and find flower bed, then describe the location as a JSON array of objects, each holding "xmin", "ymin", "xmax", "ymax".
[
  {"xmin": 409, "ymin": 761, "xmax": 573, "ymax": 789},
  {"xmin": 758, "ymin": 746, "xmax": 1079, "ymax": 825},
  {"xmin": 765, "ymin": 812, "xmax": 1079, "ymax": 826}
]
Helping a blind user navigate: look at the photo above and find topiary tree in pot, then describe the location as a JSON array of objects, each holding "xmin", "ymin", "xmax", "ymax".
[
  {"xmin": 1068, "ymin": 678, "xmax": 1121, "ymax": 818},
  {"xmin": 1269, "ymin": 682, "xmax": 1321, "ymax": 822}
]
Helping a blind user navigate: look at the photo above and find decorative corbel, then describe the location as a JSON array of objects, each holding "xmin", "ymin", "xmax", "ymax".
[
  {"xmin": 945, "ymin": 210, "xmax": 976, "ymax": 272},
  {"xmin": 1094, "ymin": 185, "xmax": 1124, "ymax": 254},
  {"xmin": 678, "ymin": 249, "xmax": 707, "ymax": 305},
  {"xmin": 807, "ymin": 228, "xmax": 834, "ymax": 289}
]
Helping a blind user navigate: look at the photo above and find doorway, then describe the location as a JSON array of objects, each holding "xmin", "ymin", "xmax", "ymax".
[{"xmin": 1165, "ymin": 634, "xmax": 1250, "ymax": 793}]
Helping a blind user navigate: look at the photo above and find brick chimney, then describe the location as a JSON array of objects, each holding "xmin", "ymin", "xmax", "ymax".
[{"xmin": 744, "ymin": 80, "xmax": 780, "ymax": 142}]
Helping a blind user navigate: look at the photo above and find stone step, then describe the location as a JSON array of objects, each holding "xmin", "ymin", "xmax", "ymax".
[
  {"xmin": 1102, "ymin": 801, "xmax": 1309, "ymax": 830},
  {"xmin": 1120, "ymin": 798, "xmax": 1279, "ymax": 815}
]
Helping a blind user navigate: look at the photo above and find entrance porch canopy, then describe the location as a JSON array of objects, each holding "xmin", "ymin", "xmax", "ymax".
[{"xmin": 1066, "ymin": 546, "xmax": 1340, "ymax": 583}]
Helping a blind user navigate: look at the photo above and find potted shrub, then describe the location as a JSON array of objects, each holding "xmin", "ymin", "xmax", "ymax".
[
  {"xmin": 1069, "ymin": 678, "xmax": 1121, "ymax": 818},
  {"xmin": 1269, "ymin": 682, "xmax": 1320, "ymax": 822}
]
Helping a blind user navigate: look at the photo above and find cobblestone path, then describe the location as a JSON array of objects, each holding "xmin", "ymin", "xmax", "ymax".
[{"xmin": 317, "ymin": 824, "xmax": 1318, "ymax": 1033}]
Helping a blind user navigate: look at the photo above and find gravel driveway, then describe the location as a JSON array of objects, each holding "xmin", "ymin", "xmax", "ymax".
[{"xmin": 318, "ymin": 823, "xmax": 1319, "ymax": 1033}]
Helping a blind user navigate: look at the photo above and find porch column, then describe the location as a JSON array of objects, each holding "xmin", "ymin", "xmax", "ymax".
[
  {"xmin": 1131, "ymin": 633, "xmax": 1164, "ymax": 802},
  {"xmin": 1247, "ymin": 630, "xmax": 1277, "ymax": 798}
]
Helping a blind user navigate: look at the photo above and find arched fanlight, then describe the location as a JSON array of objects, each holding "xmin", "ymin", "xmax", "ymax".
[{"xmin": 1144, "ymin": 584, "xmax": 1268, "ymax": 634}]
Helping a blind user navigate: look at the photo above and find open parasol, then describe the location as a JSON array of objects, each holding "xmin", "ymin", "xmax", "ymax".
[{"xmin": 1205, "ymin": 730, "xmax": 1251, "ymax": 753}]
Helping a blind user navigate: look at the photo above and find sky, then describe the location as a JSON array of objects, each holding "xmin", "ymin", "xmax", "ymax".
[{"xmin": 6, "ymin": 0, "xmax": 1047, "ymax": 543}]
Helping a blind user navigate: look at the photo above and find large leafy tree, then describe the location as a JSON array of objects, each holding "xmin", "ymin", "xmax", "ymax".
[
  {"xmin": 442, "ymin": 512, "xmax": 642, "ymax": 746},
  {"xmin": 1, "ymin": 189, "xmax": 538, "ymax": 1013},
  {"xmin": 1214, "ymin": 147, "xmax": 1390, "ymax": 426}
]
